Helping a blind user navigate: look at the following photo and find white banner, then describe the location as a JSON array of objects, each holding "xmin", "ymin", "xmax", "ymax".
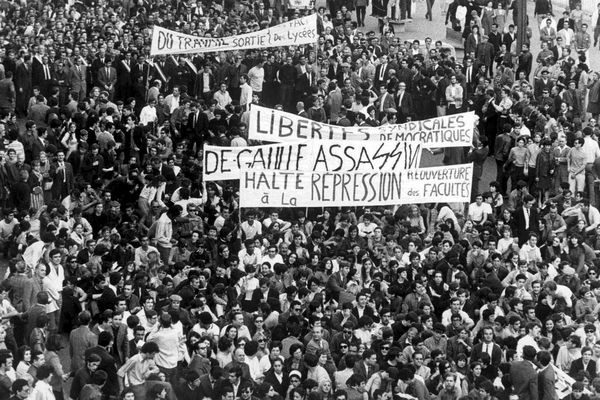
[
  {"xmin": 399, "ymin": 164, "xmax": 473, "ymax": 204},
  {"xmin": 553, "ymin": 365, "xmax": 576, "ymax": 399},
  {"xmin": 150, "ymin": 15, "xmax": 318, "ymax": 55},
  {"xmin": 248, "ymin": 105, "xmax": 475, "ymax": 147},
  {"xmin": 203, "ymin": 141, "xmax": 422, "ymax": 181},
  {"xmin": 239, "ymin": 164, "xmax": 473, "ymax": 207}
]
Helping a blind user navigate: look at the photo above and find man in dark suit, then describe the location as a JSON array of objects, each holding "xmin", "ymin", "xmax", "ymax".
[
  {"xmin": 327, "ymin": 57, "xmax": 344, "ymax": 83},
  {"xmin": 326, "ymin": 263, "xmax": 350, "ymax": 301},
  {"xmin": 502, "ymin": 25, "xmax": 517, "ymax": 51},
  {"xmin": 131, "ymin": 54, "xmax": 153, "ymax": 88},
  {"xmin": 198, "ymin": 367, "xmax": 225, "ymax": 399},
  {"xmin": 194, "ymin": 65, "xmax": 216, "ymax": 103},
  {"xmin": 511, "ymin": 345, "xmax": 539, "ymax": 400},
  {"xmin": 569, "ymin": 347, "xmax": 597, "ymax": 378},
  {"xmin": 111, "ymin": 312, "xmax": 129, "ymax": 366},
  {"xmin": 69, "ymin": 57, "xmax": 87, "ymax": 102},
  {"xmin": 116, "ymin": 53, "xmax": 133, "ymax": 99},
  {"xmin": 68, "ymin": 143, "xmax": 87, "ymax": 176},
  {"xmin": 91, "ymin": 50, "xmax": 109, "ymax": 87},
  {"xmin": 50, "ymin": 149, "xmax": 74, "ymax": 201},
  {"xmin": 295, "ymin": 65, "xmax": 315, "ymax": 102},
  {"xmin": 149, "ymin": 156, "xmax": 176, "ymax": 183},
  {"xmin": 375, "ymin": 85, "xmax": 396, "ymax": 122},
  {"xmin": 31, "ymin": 55, "xmax": 54, "ymax": 97},
  {"xmin": 352, "ymin": 292, "xmax": 379, "ymax": 322},
  {"xmin": 557, "ymin": 11, "xmax": 575, "ymax": 32},
  {"xmin": 84, "ymin": 331, "xmax": 119, "ymax": 399},
  {"xmin": 69, "ymin": 311, "xmax": 98, "ymax": 372},
  {"xmin": 514, "ymin": 194, "xmax": 539, "ymax": 246},
  {"xmin": 470, "ymin": 327, "xmax": 503, "ymax": 367},
  {"xmin": 225, "ymin": 364, "xmax": 252, "ymax": 397},
  {"xmin": 373, "ymin": 55, "xmax": 391, "ymax": 89},
  {"xmin": 185, "ymin": 101, "xmax": 209, "ymax": 151},
  {"xmin": 395, "ymin": 82, "xmax": 413, "ymax": 123},
  {"xmin": 14, "ymin": 55, "xmax": 32, "ymax": 117},
  {"xmin": 248, "ymin": 278, "xmax": 281, "ymax": 313},
  {"xmin": 353, "ymin": 349, "xmax": 379, "ymax": 380},
  {"xmin": 534, "ymin": 69, "xmax": 554, "ymax": 99},
  {"xmin": 538, "ymin": 351, "xmax": 558, "ymax": 400},
  {"xmin": 98, "ymin": 59, "xmax": 117, "ymax": 100}
]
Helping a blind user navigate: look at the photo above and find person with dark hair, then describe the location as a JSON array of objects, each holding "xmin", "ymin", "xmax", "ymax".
[
  {"xmin": 264, "ymin": 356, "xmax": 288, "ymax": 396},
  {"xmin": 146, "ymin": 313, "xmax": 185, "ymax": 384},
  {"xmin": 513, "ymin": 194, "xmax": 540, "ymax": 246},
  {"xmin": 353, "ymin": 349, "xmax": 379, "ymax": 380},
  {"xmin": 0, "ymin": 352, "xmax": 12, "ymax": 399},
  {"xmin": 117, "ymin": 341, "xmax": 160, "ymax": 399},
  {"xmin": 79, "ymin": 370, "xmax": 108, "ymax": 400},
  {"xmin": 84, "ymin": 331, "xmax": 119, "ymax": 399},
  {"xmin": 70, "ymin": 353, "xmax": 101, "ymax": 400},
  {"xmin": 537, "ymin": 351, "xmax": 557, "ymax": 400},
  {"xmin": 175, "ymin": 370, "xmax": 201, "ymax": 400},
  {"xmin": 30, "ymin": 364, "xmax": 54, "ymax": 399},
  {"xmin": 510, "ymin": 345, "xmax": 538, "ymax": 400},
  {"xmin": 69, "ymin": 311, "xmax": 98, "ymax": 372},
  {"xmin": 10, "ymin": 378, "xmax": 30, "ymax": 399}
]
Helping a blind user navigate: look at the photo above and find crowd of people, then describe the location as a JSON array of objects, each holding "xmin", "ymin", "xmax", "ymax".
[{"xmin": 0, "ymin": 0, "xmax": 599, "ymax": 399}]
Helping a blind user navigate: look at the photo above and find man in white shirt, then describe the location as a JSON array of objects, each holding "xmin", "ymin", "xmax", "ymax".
[
  {"xmin": 147, "ymin": 314, "xmax": 186, "ymax": 381},
  {"xmin": 213, "ymin": 82, "xmax": 232, "ymax": 110},
  {"xmin": 581, "ymin": 199, "xmax": 600, "ymax": 233},
  {"xmin": 441, "ymin": 297, "xmax": 475, "ymax": 328},
  {"xmin": 557, "ymin": 21, "xmax": 575, "ymax": 46},
  {"xmin": 544, "ymin": 280, "xmax": 573, "ymax": 308},
  {"xmin": 117, "ymin": 342, "xmax": 160, "ymax": 394},
  {"xmin": 164, "ymin": 86, "xmax": 181, "ymax": 114},
  {"xmin": 239, "ymin": 74, "xmax": 253, "ymax": 111},
  {"xmin": 248, "ymin": 60, "xmax": 265, "ymax": 97},
  {"xmin": 238, "ymin": 239, "xmax": 262, "ymax": 271},
  {"xmin": 240, "ymin": 211, "xmax": 262, "ymax": 240},
  {"xmin": 582, "ymin": 126, "xmax": 600, "ymax": 204},
  {"xmin": 261, "ymin": 245, "xmax": 284, "ymax": 270},
  {"xmin": 135, "ymin": 236, "xmax": 159, "ymax": 267},
  {"xmin": 468, "ymin": 194, "xmax": 492, "ymax": 225},
  {"xmin": 262, "ymin": 211, "xmax": 291, "ymax": 231},
  {"xmin": 445, "ymin": 75, "xmax": 463, "ymax": 114},
  {"xmin": 518, "ymin": 233, "xmax": 542, "ymax": 264},
  {"xmin": 139, "ymin": 99, "xmax": 158, "ymax": 126},
  {"xmin": 516, "ymin": 321, "xmax": 541, "ymax": 357}
]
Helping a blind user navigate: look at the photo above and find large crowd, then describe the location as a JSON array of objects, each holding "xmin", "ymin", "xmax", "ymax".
[{"xmin": 0, "ymin": 0, "xmax": 599, "ymax": 399}]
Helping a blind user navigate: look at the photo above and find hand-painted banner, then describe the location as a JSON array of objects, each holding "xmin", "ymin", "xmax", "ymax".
[
  {"xmin": 399, "ymin": 164, "xmax": 473, "ymax": 203},
  {"xmin": 150, "ymin": 14, "xmax": 317, "ymax": 55},
  {"xmin": 203, "ymin": 141, "xmax": 422, "ymax": 181},
  {"xmin": 553, "ymin": 365, "xmax": 575, "ymax": 399},
  {"xmin": 248, "ymin": 105, "xmax": 475, "ymax": 147},
  {"xmin": 238, "ymin": 164, "xmax": 473, "ymax": 207}
]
